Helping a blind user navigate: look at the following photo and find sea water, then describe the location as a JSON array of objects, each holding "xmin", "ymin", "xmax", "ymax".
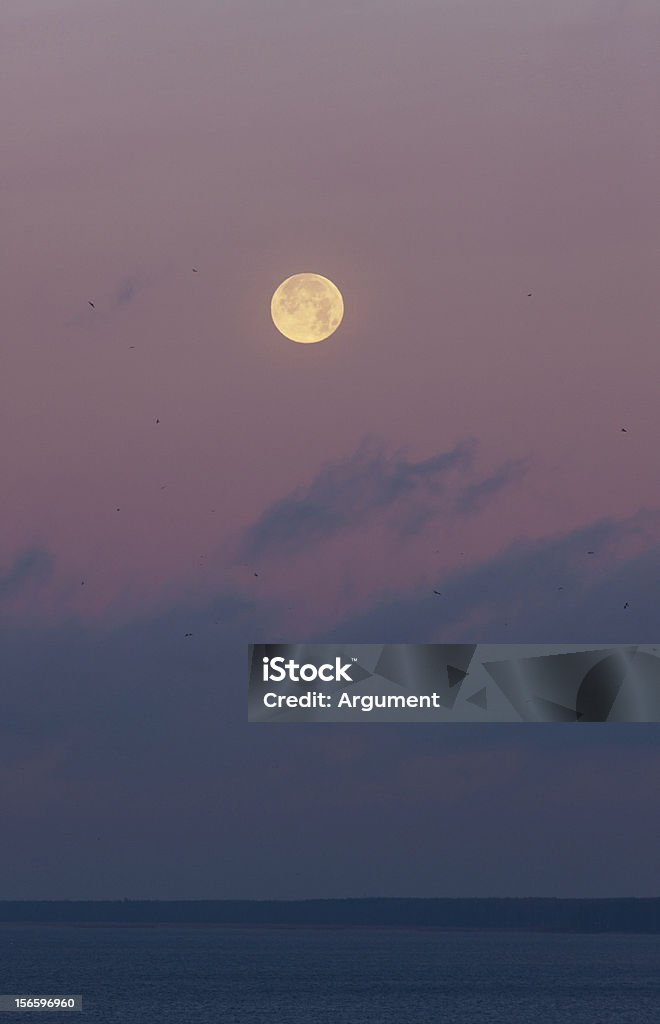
[{"xmin": 1, "ymin": 925, "xmax": 659, "ymax": 1022}]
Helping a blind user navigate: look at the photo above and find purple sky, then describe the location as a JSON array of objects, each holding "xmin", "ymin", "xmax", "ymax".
[{"xmin": 1, "ymin": 0, "xmax": 659, "ymax": 898}]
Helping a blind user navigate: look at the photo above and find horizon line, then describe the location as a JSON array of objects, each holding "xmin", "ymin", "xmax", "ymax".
[{"xmin": 2, "ymin": 896, "xmax": 660, "ymax": 903}]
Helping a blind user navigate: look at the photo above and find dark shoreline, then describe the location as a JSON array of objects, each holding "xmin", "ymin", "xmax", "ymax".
[
  {"xmin": 0, "ymin": 921, "xmax": 659, "ymax": 936},
  {"xmin": 1, "ymin": 899, "xmax": 659, "ymax": 933}
]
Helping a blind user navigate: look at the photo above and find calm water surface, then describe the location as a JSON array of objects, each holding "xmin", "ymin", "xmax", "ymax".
[{"xmin": 1, "ymin": 926, "xmax": 659, "ymax": 1023}]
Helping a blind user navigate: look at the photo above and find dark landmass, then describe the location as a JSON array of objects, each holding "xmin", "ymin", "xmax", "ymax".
[{"xmin": 0, "ymin": 899, "xmax": 659, "ymax": 932}]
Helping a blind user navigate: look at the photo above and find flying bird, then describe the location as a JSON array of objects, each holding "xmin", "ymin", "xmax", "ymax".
[
  {"xmin": 433, "ymin": 590, "xmax": 442, "ymax": 596},
  {"xmin": 623, "ymin": 602, "xmax": 630, "ymax": 609},
  {"xmin": 155, "ymin": 418, "xmax": 160, "ymax": 424},
  {"xmin": 192, "ymin": 268, "xmax": 198, "ymax": 273},
  {"xmin": 88, "ymin": 301, "xmax": 95, "ymax": 308},
  {"xmin": 587, "ymin": 550, "xmax": 595, "ymax": 555},
  {"xmin": 527, "ymin": 293, "xmax": 532, "ymax": 297},
  {"xmin": 620, "ymin": 427, "xmax": 627, "ymax": 432},
  {"xmin": 184, "ymin": 632, "xmax": 194, "ymax": 638}
]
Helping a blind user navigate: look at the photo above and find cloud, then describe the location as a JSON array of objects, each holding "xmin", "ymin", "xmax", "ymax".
[
  {"xmin": 0, "ymin": 547, "xmax": 53, "ymax": 601},
  {"xmin": 455, "ymin": 458, "xmax": 529, "ymax": 514},
  {"xmin": 240, "ymin": 437, "xmax": 528, "ymax": 560},
  {"xmin": 1, "ymin": 511, "xmax": 659, "ymax": 897},
  {"xmin": 63, "ymin": 268, "xmax": 170, "ymax": 330},
  {"xmin": 113, "ymin": 276, "xmax": 140, "ymax": 307},
  {"xmin": 317, "ymin": 509, "xmax": 660, "ymax": 645}
]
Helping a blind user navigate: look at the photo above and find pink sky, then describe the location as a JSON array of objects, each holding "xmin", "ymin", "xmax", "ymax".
[
  {"xmin": 2, "ymin": 0, "xmax": 660, "ymax": 900},
  {"xmin": 2, "ymin": 0, "xmax": 659, "ymax": 622}
]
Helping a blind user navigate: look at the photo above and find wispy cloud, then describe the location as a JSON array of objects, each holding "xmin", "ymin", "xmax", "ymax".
[
  {"xmin": 240, "ymin": 437, "xmax": 475, "ymax": 559},
  {"xmin": 456, "ymin": 458, "xmax": 529, "ymax": 514},
  {"xmin": 240, "ymin": 437, "xmax": 530, "ymax": 560},
  {"xmin": 113, "ymin": 276, "xmax": 140, "ymax": 308},
  {"xmin": 0, "ymin": 547, "xmax": 53, "ymax": 601},
  {"xmin": 318, "ymin": 510, "xmax": 660, "ymax": 645},
  {"xmin": 63, "ymin": 267, "xmax": 171, "ymax": 329}
]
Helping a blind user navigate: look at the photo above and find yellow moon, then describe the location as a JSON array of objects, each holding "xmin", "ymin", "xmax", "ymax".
[{"xmin": 271, "ymin": 273, "xmax": 344, "ymax": 344}]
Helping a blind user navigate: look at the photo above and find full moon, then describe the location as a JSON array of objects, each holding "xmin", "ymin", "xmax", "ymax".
[{"xmin": 270, "ymin": 273, "xmax": 344, "ymax": 344}]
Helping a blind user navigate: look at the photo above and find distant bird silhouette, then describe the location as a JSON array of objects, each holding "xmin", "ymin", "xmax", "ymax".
[
  {"xmin": 558, "ymin": 586, "xmax": 564, "ymax": 590},
  {"xmin": 81, "ymin": 581, "xmax": 85, "ymax": 585},
  {"xmin": 129, "ymin": 345, "xmax": 135, "ymax": 349},
  {"xmin": 587, "ymin": 550, "xmax": 595, "ymax": 555},
  {"xmin": 254, "ymin": 572, "xmax": 259, "ymax": 577},
  {"xmin": 155, "ymin": 418, "xmax": 160, "ymax": 424},
  {"xmin": 184, "ymin": 632, "xmax": 193, "ymax": 638},
  {"xmin": 88, "ymin": 301, "xmax": 95, "ymax": 308},
  {"xmin": 433, "ymin": 590, "xmax": 442, "ymax": 596},
  {"xmin": 527, "ymin": 293, "xmax": 532, "ymax": 297},
  {"xmin": 623, "ymin": 602, "xmax": 630, "ymax": 609},
  {"xmin": 116, "ymin": 508, "xmax": 120, "ymax": 512},
  {"xmin": 620, "ymin": 427, "xmax": 627, "ymax": 432},
  {"xmin": 192, "ymin": 268, "xmax": 198, "ymax": 273}
]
